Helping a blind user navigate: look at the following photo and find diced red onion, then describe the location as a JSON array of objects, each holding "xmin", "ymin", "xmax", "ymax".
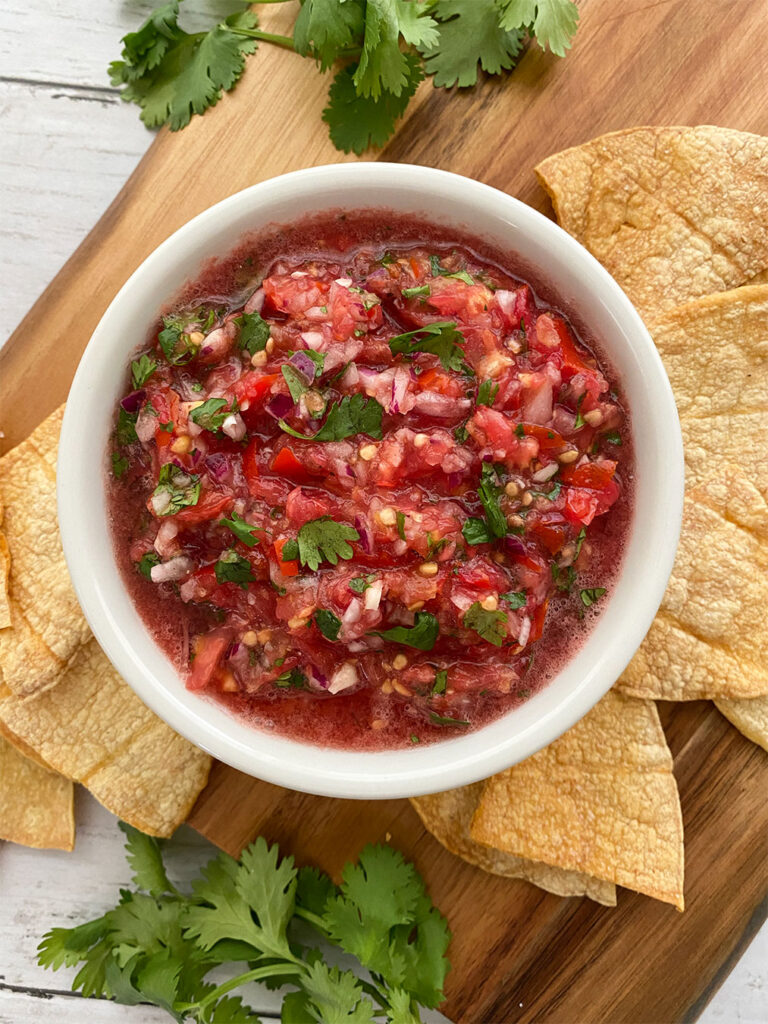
[
  {"xmin": 355, "ymin": 366, "xmax": 380, "ymax": 390},
  {"xmin": 291, "ymin": 270, "xmax": 308, "ymax": 279},
  {"xmin": 495, "ymin": 289, "xmax": 517, "ymax": 316},
  {"xmin": 136, "ymin": 409, "xmax": 157, "ymax": 443},
  {"xmin": 518, "ymin": 615, "xmax": 532, "ymax": 647},
  {"xmin": 354, "ymin": 516, "xmax": 373, "ymax": 554},
  {"xmin": 222, "ymin": 413, "xmax": 246, "ymax": 441},
  {"xmin": 504, "ymin": 535, "xmax": 526, "ymax": 556},
  {"xmin": 364, "ymin": 580, "xmax": 383, "ymax": 611},
  {"xmin": 289, "ymin": 350, "xmax": 318, "ymax": 383},
  {"xmin": 243, "ymin": 287, "xmax": 265, "ymax": 314},
  {"xmin": 153, "ymin": 520, "xmax": 179, "ymax": 558},
  {"xmin": 341, "ymin": 362, "xmax": 359, "ymax": 387},
  {"xmin": 531, "ymin": 462, "xmax": 559, "ymax": 484},
  {"xmin": 226, "ymin": 641, "xmax": 241, "ymax": 659},
  {"xmin": 300, "ymin": 330, "xmax": 325, "ymax": 350},
  {"xmin": 413, "ymin": 392, "xmax": 470, "ymax": 417},
  {"xmin": 522, "ymin": 378, "xmax": 553, "ymax": 424},
  {"xmin": 334, "ymin": 277, "xmax": 353, "ymax": 287},
  {"xmin": 265, "ymin": 393, "xmax": 294, "ymax": 419},
  {"xmin": 121, "ymin": 389, "xmax": 146, "ymax": 413},
  {"xmin": 391, "ymin": 367, "xmax": 410, "ymax": 414},
  {"xmin": 342, "ymin": 598, "xmax": 362, "ymax": 625},
  {"xmin": 200, "ymin": 346, "xmax": 213, "ymax": 357},
  {"xmin": 328, "ymin": 661, "xmax": 358, "ymax": 694},
  {"xmin": 205, "ymin": 453, "xmax": 230, "ymax": 480},
  {"xmin": 150, "ymin": 556, "xmax": 194, "ymax": 583}
]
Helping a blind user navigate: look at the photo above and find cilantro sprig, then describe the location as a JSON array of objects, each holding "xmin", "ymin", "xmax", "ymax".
[
  {"xmin": 389, "ymin": 321, "xmax": 468, "ymax": 373},
  {"xmin": 279, "ymin": 393, "xmax": 383, "ymax": 442},
  {"xmin": 111, "ymin": 0, "xmax": 579, "ymax": 152},
  {"xmin": 374, "ymin": 612, "xmax": 440, "ymax": 651},
  {"xmin": 282, "ymin": 516, "xmax": 360, "ymax": 572},
  {"xmin": 463, "ymin": 601, "xmax": 507, "ymax": 646},
  {"xmin": 38, "ymin": 822, "xmax": 451, "ymax": 1022}
]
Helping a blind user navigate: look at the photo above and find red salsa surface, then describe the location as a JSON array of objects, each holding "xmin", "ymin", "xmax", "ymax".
[{"xmin": 108, "ymin": 212, "xmax": 633, "ymax": 749}]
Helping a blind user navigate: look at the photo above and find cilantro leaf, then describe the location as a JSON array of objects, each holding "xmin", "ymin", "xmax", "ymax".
[
  {"xmin": 462, "ymin": 516, "xmax": 493, "ymax": 546},
  {"xmin": 157, "ymin": 317, "xmax": 199, "ymax": 364},
  {"xmin": 432, "ymin": 669, "xmax": 447, "ymax": 695},
  {"xmin": 501, "ymin": 590, "xmax": 527, "ymax": 609},
  {"xmin": 293, "ymin": 0, "xmax": 365, "ymax": 70},
  {"xmin": 402, "ymin": 284, "xmax": 430, "ymax": 298},
  {"xmin": 323, "ymin": 54, "xmax": 423, "ymax": 155},
  {"xmin": 151, "ymin": 465, "xmax": 200, "ymax": 517},
  {"xmin": 604, "ymin": 429, "xmax": 622, "ymax": 445},
  {"xmin": 497, "ymin": 0, "xmax": 580, "ymax": 56},
  {"xmin": 110, "ymin": 8, "xmax": 259, "ymax": 131},
  {"xmin": 552, "ymin": 562, "xmax": 577, "ymax": 593},
  {"xmin": 116, "ymin": 407, "xmax": 138, "ymax": 446},
  {"xmin": 314, "ymin": 608, "xmax": 342, "ymax": 641},
  {"xmin": 429, "ymin": 711, "xmax": 469, "ymax": 727},
  {"xmin": 354, "ymin": 0, "xmax": 412, "ymax": 99},
  {"xmin": 280, "ymin": 393, "xmax": 383, "ymax": 442},
  {"xmin": 396, "ymin": 509, "xmax": 407, "ymax": 541},
  {"xmin": 580, "ymin": 586, "xmax": 606, "ymax": 608},
  {"xmin": 477, "ymin": 379, "xmax": 499, "ymax": 407},
  {"xmin": 389, "ymin": 320, "xmax": 466, "ymax": 372},
  {"xmin": 302, "ymin": 960, "xmax": 376, "ymax": 1023},
  {"xmin": 112, "ymin": 451, "xmax": 129, "ymax": 479},
  {"xmin": 220, "ymin": 512, "xmax": 263, "ymax": 548},
  {"xmin": 215, "ymin": 549, "xmax": 255, "ymax": 590},
  {"xmin": 463, "ymin": 601, "xmax": 507, "ymax": 646},
  {"xmin": 131, "ymin": 353, "xmax": 158, "ymax": 388},
  {"xmin": 375, "ymin": 612, "xmax": 439, "ymax": 650},
  {"xmin": 281, "ymin": 363, "xmax": 310, "ymax": 402},
  {"xmin": 118, "ymin": 822, "xmax": 174, "ymax": 897},
  {"xmin": 235, "ymin": 310, "xmax": 271, "ymax": 356},
  {"xmin": 234, "ymin": 837, "xmax": 298, "ymax": 960},
  {"xmin": 137, "ymin": 551, "xmax": 160, "ymax": 579},
  {"xmin": 478, "ymin": 462, "xmax": 508, "ymax": 539},
  {"xmin": 421, "ymin": 0, "xmax": 523, "ymax": 88},
  {"xmin": 190, "ymin": 397, "xmax": 235, "ymax": 433},
  {"xmin": 349, "ymin": 574, "xmax": 375, "ymax": 594},
  {"xmin": 275, "ymin": 667, "xmax": 308, "ymax": 688},
  {"xmin": 292, "ymin": 517, "xmax": 360, "ymax": 571}
]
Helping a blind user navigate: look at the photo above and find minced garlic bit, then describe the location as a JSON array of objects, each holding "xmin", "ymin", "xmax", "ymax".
[
  {"xmin": 481, "ymin": 595, "xmax": 499, "ymax": 611},
  {"xmin": 256, "ymin": 629, "xmax": 272, "ymax": 644},
  {"xmin": 381, "ymin": 679, "xmax": 393, "ymax": 694},
  {"xmin": 377, "ymin": 507, "xmax": 397, "ymax": 526},
  {"xmin": 392, "ymin": 679, "xmax": 410, "ymax": 697},
  {"xmin": 418, "ymin": 561, "xmax": 439, "ymax": 577},
  {"xmin": 392, "ymin": 653, "xmax": 408, "ymax": 670},
  {"xmin": 559, "ymin": 448, "xmax": 579, "ymax": 463},
  {"xmin": 265, "ymin": 337, "xmax": 275, "ymax": 354},
  {"xmin": 241, "ymin": 630, "xmax": 259, "ymax": 647},
  {"xmin": 520, "ymin": 491, "xmax": 533, "ymax": 507},
  {"xmin": 413, "ymin": 433, "xmax": 429, "ymax": 448},
  {"xmin": 505, "ymin": 480, "xmax": 519, "ymax": 497},
  {"xmin": 251, "ymin": 350, "xmax": 268, "ymax": 367},
  {"xmin": 358, "ymin": 443, "xmax": 377, "ymax": 461},
  {"xmin": 187, "ymin": 331, "xmax": 205, "ymax": 346},
  {"xmin": 583, "ymin": 408, "xmax": 604, "ymax": 427}
]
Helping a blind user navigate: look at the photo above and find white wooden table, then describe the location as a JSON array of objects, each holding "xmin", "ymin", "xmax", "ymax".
[{"xmin": 0, "ymin": 3, "xmax": 765, "ymax": 1021}]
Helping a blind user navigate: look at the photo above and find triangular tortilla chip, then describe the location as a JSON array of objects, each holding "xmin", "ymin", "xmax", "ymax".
[
  {"xmin": 470, "ymin": 691, "xmax": 684, "ymax": 909},
  {"xmin": 648, "ymin": 286, "xmax": 768, "ymax": 498},
  {"xmin": 535, "ymin": 126, "xmax": 768, "ymax": 319},
  {"xmin": 411, "ymin": 783, "xmax": 616, "ymax": 905},
  {"xmin": 715, "ymin": 695, "xmax": 768, "ymax": 752},
  {"xmin": 617, "ymin": 468, "xmax": 768, "ymax": 701},
  {"xmin": 0, "ymin": 638, "xmax": 211, "ymax": 837},
  {"xmin": 0, "ymin": 405, "xmax": 90, "ymax": 697},
  {"xmin": 0, "ymin": 733, "xmax": 74, "ymax": 850},
  {"xmin": 0, "ymin": 493, "xmax": 10, "ymax": 630}
]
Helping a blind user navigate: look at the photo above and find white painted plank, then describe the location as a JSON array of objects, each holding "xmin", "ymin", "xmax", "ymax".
[
  {"xmin": 0, "ymin": 80, "xmax": 152, "ymax": 346},
  {"xmin": 0, "ymin": 0, "xmax": 272, "ymax": 90},
  {"xmin": 0, "ymin": 790, "xmax": 285, "ymax": 1019}
]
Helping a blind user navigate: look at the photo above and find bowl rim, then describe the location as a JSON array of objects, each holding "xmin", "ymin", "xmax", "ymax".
[{"xmin": 58, "ymin": 162, "xmax": 684, "ymax": 799}]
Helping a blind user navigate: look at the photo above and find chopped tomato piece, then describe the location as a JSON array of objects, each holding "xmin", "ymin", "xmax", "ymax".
[
  {"xmin": 174, "ymin": 489, "xmax": 233, "ymax": 524},
  {"xmin": 271, "ymin": 446, "xmax": 313, "ymax": 482},
  {"xmin": 273, "ymin": 537, "xmax": 299, "ymax": 576},
  {"xmin": 187, "ymin": 631, "xmax": 230, "ymax": 691}
]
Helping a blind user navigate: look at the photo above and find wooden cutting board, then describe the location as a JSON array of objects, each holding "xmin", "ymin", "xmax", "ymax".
[{"xmin": 2, "ymin": 0, "xmax": 767, "ymax": 1020}]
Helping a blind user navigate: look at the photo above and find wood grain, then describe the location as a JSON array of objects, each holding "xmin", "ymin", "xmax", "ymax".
[{"xmin": 2, "ymin": 0, "xmax": 767, "ymax": 1019}]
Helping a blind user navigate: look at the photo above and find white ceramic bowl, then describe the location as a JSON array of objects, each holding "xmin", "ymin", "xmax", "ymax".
[{"xmin": 58, "ymin": 163, "xmax": 683, "ymax": 800}]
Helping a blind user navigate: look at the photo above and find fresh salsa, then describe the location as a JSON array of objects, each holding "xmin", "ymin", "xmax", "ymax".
[{"xmin": 108, "ymin": 212, "xmax": 632, "ymax": 750}]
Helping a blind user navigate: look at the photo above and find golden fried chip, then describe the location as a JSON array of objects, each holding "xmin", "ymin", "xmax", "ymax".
[
  {"xmin": 715, "ymin": 695, "xmax": 768, "ymax": 752},
  {"xmin": 470, "ymin": 691, "xmax": 684, "ymax": 909},
  {"xmin": 0, "ymin": 405, "xmax": 90, "ymax": 697},
  {"xmin": 411, "ymin": 782, "xmax": 616, "ymax": 905},
  {"xmin": 0, "ymin": 638, "xmax": 211, "ymax": 837},
  {"xmin": 535, "ymin": 126, "xmax": 768, "ymax": 319},
  {"xmin": 648, "ymin": 286, "xmax": 768, "ymax": 497},
  {"xmin": 0, "ymin": 733, "xmax": 74, "ymax": 850},
  {"xmin": 617, "ymin": 468, "xmax": 768, "ymax": 701},
  {"xmin": 0, "ymin": 498, "xmax": 10, "ymax": 629}
]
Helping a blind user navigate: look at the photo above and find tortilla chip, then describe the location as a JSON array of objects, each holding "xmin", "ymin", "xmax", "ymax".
[
  {"xmin": 411, "ymin": 783, "xmax": 616, "ymax": 905},
  {"xmin": 715, "ymin": 695, "xmax": 768, "ymax": 752},
  {"xmin": 470, "ymin": 691, "xmax": 684, "ymax": 909},
  {"xmin": 617, "ymin": 468, "xmax": 768, "ymax": 701},
  {"xmin": 0, "ymin": 638, "xmax": 211, "ymax": 837},
  {"xmin": 0, "ymin": 512, "xmax": 10, "ymax": 629},
  {"xmin": 0, "ymin": 405, "xmax": 90, "ymax": 697},
  {"xmin": 535, "ymin": 126, "xmax": 768, "ymax": 319},
  {"xmin": 648, "ymin": 286, "xmax": 768, "ymax": 497},
  {"xmin": 0, "ymin": 733, "xmax": 74, "ymax": 850}
]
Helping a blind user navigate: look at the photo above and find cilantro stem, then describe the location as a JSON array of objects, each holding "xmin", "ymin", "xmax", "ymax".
[
  {"xmin": 185, "ymin": 963, "xmax": 305, "ymax": 1014},
  {"xmin": 231, "ymin": 27, "xmax": 296, "ymax": 50}
]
